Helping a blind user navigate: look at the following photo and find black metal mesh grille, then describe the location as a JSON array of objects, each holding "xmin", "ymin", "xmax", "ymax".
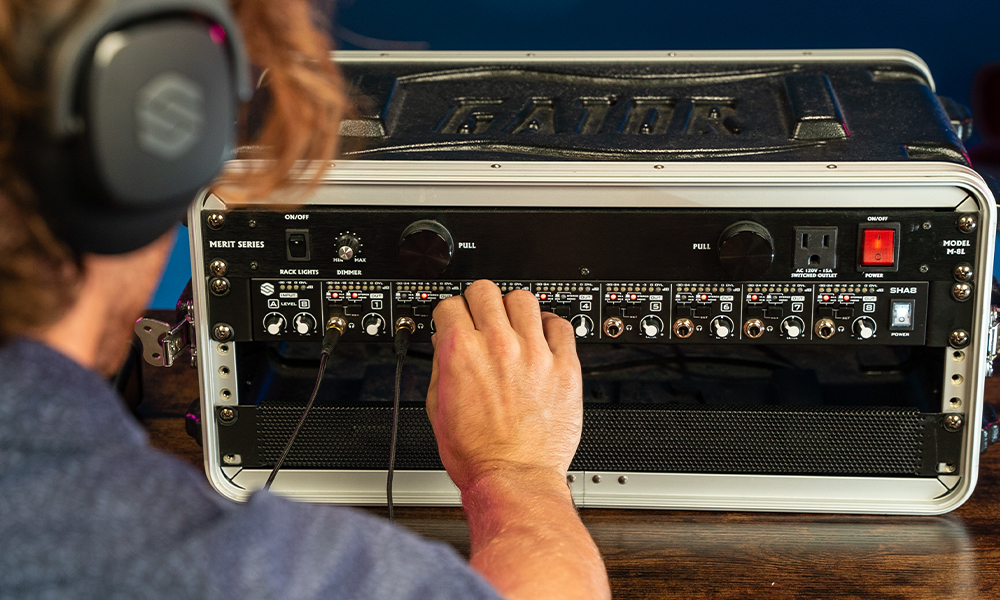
[{"xmin": 255, "ymin": 404, "xmax": 927, "ymax": 476}]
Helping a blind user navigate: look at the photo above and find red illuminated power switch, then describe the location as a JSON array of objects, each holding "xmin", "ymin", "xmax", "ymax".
[{"xmin": 861, "ymin": 228, "xmax": 895, "ymax": 266}]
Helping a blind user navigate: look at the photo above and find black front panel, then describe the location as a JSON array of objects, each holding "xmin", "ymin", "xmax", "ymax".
[
  {"xmin": 203, "ymin": 207, "xmax": 977, "ymax": 348},
  {"xmin": 205, "ymin": 204, "xmax": 979, "ymax": 478}
]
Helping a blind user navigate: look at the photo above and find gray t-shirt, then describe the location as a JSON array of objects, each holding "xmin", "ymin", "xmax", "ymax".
[{"xmin": 0, "ymin": 339, "xmax": 501, "ymax": 600}]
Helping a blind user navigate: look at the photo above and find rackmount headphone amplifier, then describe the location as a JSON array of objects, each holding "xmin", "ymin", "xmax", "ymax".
[{"xmin": 185, "ymin": 50, "xmax": 997, "ymax": 514}]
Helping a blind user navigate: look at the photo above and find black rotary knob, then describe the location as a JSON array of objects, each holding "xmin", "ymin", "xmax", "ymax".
[
  {"xmin": 399, "ymin": 220, "xmax": 454, "ymax": 279},
  {"xmin": 717, "ymin": 221, "xmax": 774, "ymax": 280},
  {"xmin": 336, "ymin": 234, "xmax": 360, "ymax": 261},
  {"xmin": 263, "ymin": 312, "xmax": 286, "ymax": 336}
]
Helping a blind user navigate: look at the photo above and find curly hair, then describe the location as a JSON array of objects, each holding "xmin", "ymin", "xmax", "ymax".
[{"xmin": 0, "ymin": 0, "xmax": 346, "ymax": 340}]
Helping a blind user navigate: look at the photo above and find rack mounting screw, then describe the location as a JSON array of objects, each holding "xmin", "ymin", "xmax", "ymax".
[
  {"xmin": 209, "ymin": 260, "xmax": 228, "ymax": 277},
  {"xmin": 213, "ymin": 323, "xmax": 234, "ymax": 342},
  {"xmin": 592, "ymin": 475, "xmax": 602, "ymax": 484},
  {"xmin": 949, "ymin": 330, "xmax": 970, "ymax": 348},
  {"xmin": 944, "ymin": 414, "xmax": 964, "ymax": 432},
  {"xmin": 954, "ymin": 264, "xmax": 973, "ymax": 282},
  {"xmin": 566, "ymin": 474, "xmax": 576, "ymax": 484},
  {"xmin": 957, "ymin": 215, "xmax": 977, "ymax": 233},
  {"xmin": 210, "ymin": 277, "xmax": 230, "ymax": 296},
  {"xmin": 952, "ymin": 283, "xmax": 972, "ymax": 302},
  {"xmin": 219, "ymin": 407, "xmax": 237, "ymax": 423},
  {"xmin": 618, "ymin": 476, "xmax": 628, "ymax": 485},
  {"xmin": 206, "ymin": 212, "xmax": 225, "ymax": 230}
]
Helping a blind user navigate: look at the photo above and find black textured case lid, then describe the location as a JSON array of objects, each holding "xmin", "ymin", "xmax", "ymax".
[{"xmin": 320, "ymin": 54, "xmax": 967, "ymax": 164}]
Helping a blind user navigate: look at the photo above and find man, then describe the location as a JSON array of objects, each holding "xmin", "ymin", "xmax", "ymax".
[{"xmin": 0, "ymin": 0, "xmax": 610, "ymax": 598}]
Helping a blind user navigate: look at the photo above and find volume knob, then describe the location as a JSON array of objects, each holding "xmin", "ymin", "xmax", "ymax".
[
  {"xmin": 399, "ymin": 220, "xmax": 454, "ymax": 279},
  {"xmin": 264, "ymin": 312, "xmax": 286, "ymax": 336},
  {"xmin": 293, "ymin": 312, "xmax": 317, "ymax": 335},
  {"xmin": 362, "ymin": 313, "xmax": 385, "ymax": 336},
  {"xmin": 718, "ymin": 221, "xmax": 774, "ymax": 280},
  {"xmin": 336, "ymin": 234, "xmax": 360, "ymax": 261},
  {"xmin": 571, "ymin": 315, "xmax": 594, "ymax": 338},
  {"xmin": 639, "ymin": 315, "xmax": 664, "ymax": 338},
  {"xmin": 853, "ymin": 316, "xmax": 877, "ymax": 340},
  {"xmin": 780, "ymin": 316, "xmax": 805, "ymax": 339},
  {"xmin": 710, "ymin": 315, "xmax": 734, "ymax": 339}
]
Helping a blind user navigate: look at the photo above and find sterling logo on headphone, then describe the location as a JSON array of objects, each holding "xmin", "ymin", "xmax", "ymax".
[{"xmin": 136, "ymin": 72, "xmax": 205, "ymax": 160}]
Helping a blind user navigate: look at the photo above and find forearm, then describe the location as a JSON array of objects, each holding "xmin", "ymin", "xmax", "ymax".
[{"xmin": 461, "ymin": 468, "xmax": 610, "ymax": 600}]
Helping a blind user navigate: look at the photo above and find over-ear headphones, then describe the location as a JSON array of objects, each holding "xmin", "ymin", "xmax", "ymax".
[{"xmin": 22, "ymin": 0, "xmax": 252, "ymax": 254}]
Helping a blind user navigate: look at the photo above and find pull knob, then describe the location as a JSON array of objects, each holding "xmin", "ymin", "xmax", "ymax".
[
  {"xmin": 336, "ymin": 234, "xmax": 360, "ymax": 261},
  {"xmin": 293, "ymin": 313, "xmax": 316, "ymax": 335},
  {"xmin": 362, "ymin": 313, "xmax": 385, "ymax": 336},
  {"xmin": 399, "ymin": 220, "xmax": 454, "ymax": 279},
  {"xmin": 639, "ymin": 315, "xmax": 664, "ymax": 338},
  {"xmin": 710, "ymin": 315, "xmax": 734, "ymax": 339},
  {"xmin": 264, "ymin": 312, "xmax": 286, "ymax": 336},
  {"xmin": 571, "ymin": 314, "xmax": 594, "ymax": 338},
  {"xmin": 853, "ymin": 316, "xmax": 877, "ymax": 340},
  {"xmin": 780, "ymin": 316, "xmax": 805, "ymax": 339},
  {"xmin": 718, "ymin": 221, "xmax": 774, "ymax": 280}
]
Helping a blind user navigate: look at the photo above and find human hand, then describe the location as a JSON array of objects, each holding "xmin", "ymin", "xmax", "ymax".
[{"xmin": 425, "ymin": 280, "xmax": 583, "ymax": 492}]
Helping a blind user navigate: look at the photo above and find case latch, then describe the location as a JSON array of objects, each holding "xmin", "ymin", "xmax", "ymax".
[{"xmin": 134, "ymin": 281, "xmax": 196, "ymax": 368}]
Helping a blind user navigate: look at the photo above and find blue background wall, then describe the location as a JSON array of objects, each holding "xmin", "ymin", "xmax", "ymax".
[{"xmin": 150, "ymin": 0, "xmax": 1000, "ymax": 308}]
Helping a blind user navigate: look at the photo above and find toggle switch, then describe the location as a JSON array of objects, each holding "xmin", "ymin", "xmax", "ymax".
[{"xmin": 860, "ymin": 228, "xmax": 895, "ymax": 267}]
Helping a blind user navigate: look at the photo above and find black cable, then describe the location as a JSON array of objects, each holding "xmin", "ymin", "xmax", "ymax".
[
  {"xmin": 387, "ymin": 317, "xmax": 413, "ymax": 521},
  {"xmin": 264, "ymin": 318, "xmax": 344, "ymax": 491}
]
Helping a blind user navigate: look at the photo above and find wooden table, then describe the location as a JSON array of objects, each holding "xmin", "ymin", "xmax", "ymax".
[{"xmin": 137, "ymin": 333, "xmax": 1000, "ymax": 599}]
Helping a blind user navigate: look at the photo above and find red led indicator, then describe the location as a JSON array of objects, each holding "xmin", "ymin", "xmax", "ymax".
[
  {"xmin": 842, "ymin": 294, "xmax": 851, "ymax": 302},
  {"xmin": 420, "ymin": 293, "xmax": 428, "ymax": 300},
  {"xmin": 630, "ymin": 294, "xmax": 638, "ymax": 301},
  {"xmin": 822, "ymin": 294, "xmax": 831, "ymax": 302},
  {"xmin": 331, "ymin": 292, "xmax": 340, "ymax": 299},
  {"xmin": 351, "ymin": 292, "xmax": 359, "ymax": 299},
  {"xmin": 610, "ymin": 293, "xmax": 618, "ymax": 301},
  {"xmin": 750, "ymin": 294, "xmax": 759, "ymax": 302},
  {"xmin": 700, "ymin": 294, "xmax": 709, "ymax": 301},
  {"xmin": 540, "ymin": 293, "xmax": 548, "ymax": 301},
  {"xmin": 861, "ymin": 228, "xmax": 895, "ymax": 267}
]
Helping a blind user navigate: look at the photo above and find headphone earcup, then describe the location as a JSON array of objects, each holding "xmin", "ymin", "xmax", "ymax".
[
  {"xmin": 86, "ymin": 20, "xmax": 235, "ymax": 208},
  {"xmin": 31, "ymin": 18, "xmax": 236, "ymax": 254}
]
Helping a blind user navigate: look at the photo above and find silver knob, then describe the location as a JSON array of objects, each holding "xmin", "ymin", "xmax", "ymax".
[{"xmin": 336, "ymin": 234, "xmax": 360, "ymax": 261}]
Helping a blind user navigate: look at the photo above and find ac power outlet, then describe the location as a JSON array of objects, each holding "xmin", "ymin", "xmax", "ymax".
[{"xmin": 794, "ymin": 227, "xmax": 838, "ymax": 269}]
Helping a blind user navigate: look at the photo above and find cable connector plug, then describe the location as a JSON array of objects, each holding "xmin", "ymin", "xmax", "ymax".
[
  {"xmin": 394, "ymin": 316, "xmax": 414, "ymax": 357},
  {"xmin": 323, "ymin": 316, "xmax": 346, "ymax": 356}
]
